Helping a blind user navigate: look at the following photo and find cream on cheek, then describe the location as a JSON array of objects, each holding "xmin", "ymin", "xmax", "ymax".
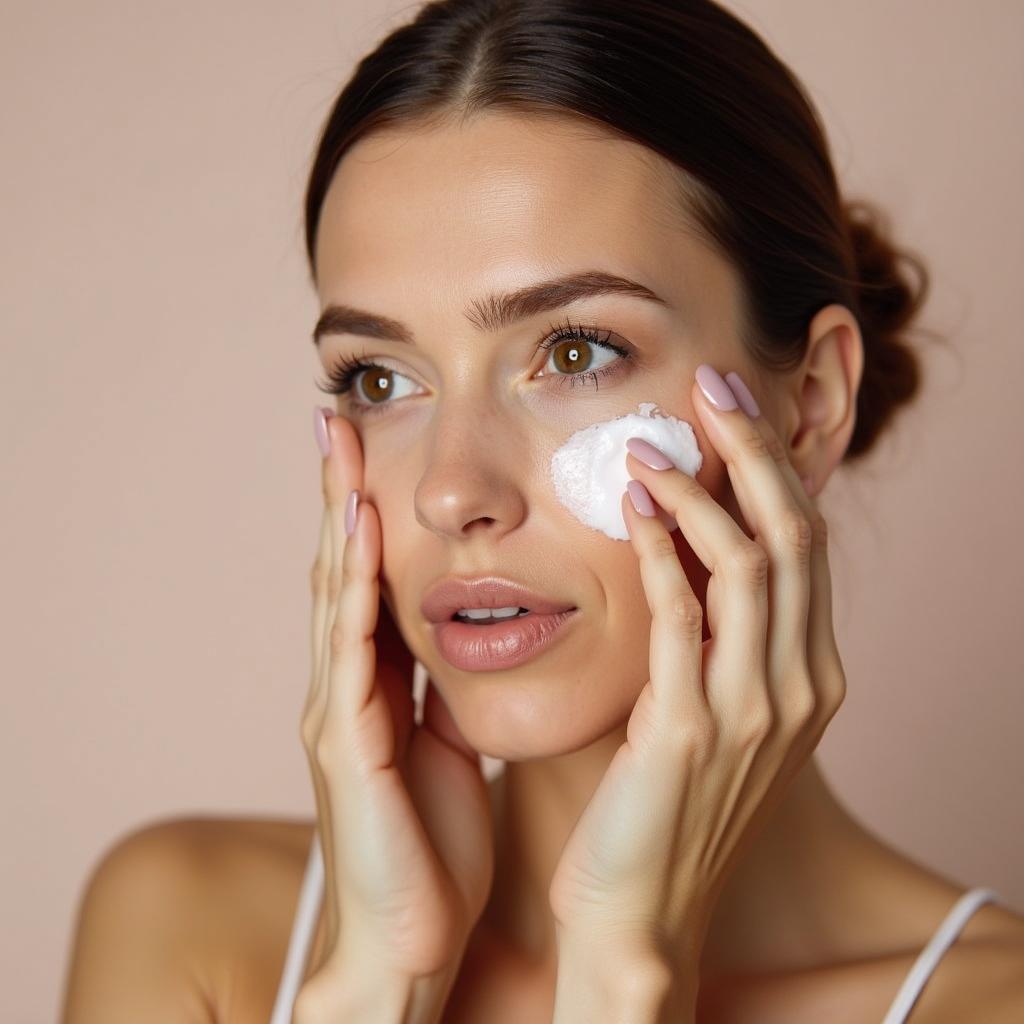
[{"xmin": 549, "ymin": 401, "xmax": 702, "ymax": 540}]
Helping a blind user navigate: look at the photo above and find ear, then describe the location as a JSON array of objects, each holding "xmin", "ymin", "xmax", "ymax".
[{"xmin": 785, "ymin": 303, "xmax": 864, "ymax": 495}]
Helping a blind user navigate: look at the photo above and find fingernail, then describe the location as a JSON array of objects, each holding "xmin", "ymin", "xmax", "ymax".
[
  {"xmin": 626, "ymin": 479, "xmax": 657, "ymax": 517},
  {"xmin": 314, "ymin": 406, "xmax": 333, "ymax": 457},
  {"xmin": 626, "ymin": 436, "xmax": 675, "ymax": 470},
  {"xmin": 345, "ymin": 488, "xmax": 360, "ymax": 536},
  {"xmin": 695, "ymin": 364, "xmax": 739, "ymax": 412},
  {"xmin": 724, "ymin": 371, "xmax": 760, "ymax": 418}
]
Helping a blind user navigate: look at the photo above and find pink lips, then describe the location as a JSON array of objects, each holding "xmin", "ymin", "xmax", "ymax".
[
  {"xmin": 420, "ymin": 575, "xmax": 576, "ymax": 624},
  {"xmin": 431, "ymin": 608, "xmax": 580, "ymax": 671}
]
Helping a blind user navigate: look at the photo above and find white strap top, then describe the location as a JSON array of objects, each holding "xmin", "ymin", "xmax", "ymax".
[{"xmin": 269, "ymin": 831, "xmax": 1000, "ymax": 1024}]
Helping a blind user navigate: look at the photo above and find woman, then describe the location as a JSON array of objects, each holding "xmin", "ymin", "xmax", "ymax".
[{"xmin": 61, "ymin": 1, "xmax": 1024, "ymax": 1021}]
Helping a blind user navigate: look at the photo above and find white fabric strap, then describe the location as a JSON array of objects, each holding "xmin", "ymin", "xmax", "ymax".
[
  {"xmin": 269, "ymin": 830, "xmax": 325, "ymax": 1024},
  {"xmin": 880, "ymin": 886, "xmax": 1000, "ymax": 1024}
]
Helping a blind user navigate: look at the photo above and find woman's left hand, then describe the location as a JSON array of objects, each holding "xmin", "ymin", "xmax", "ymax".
[{"xmin": 548, "ymin": 364, "xmax": 848, "ymax": 987}]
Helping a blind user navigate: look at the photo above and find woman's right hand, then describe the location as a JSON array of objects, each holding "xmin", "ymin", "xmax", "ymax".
[{"xmin": 299, "ymin": 408, "xmax": 495, "ymax": 998}]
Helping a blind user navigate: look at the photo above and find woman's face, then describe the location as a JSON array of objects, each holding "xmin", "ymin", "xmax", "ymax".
[{"xmin": 313, "ymin": 111, "xmax": 765, "ymax": 759}]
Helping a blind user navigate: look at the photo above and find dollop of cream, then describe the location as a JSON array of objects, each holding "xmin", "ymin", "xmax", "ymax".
[{"xmin": 549, "ymin": 402, "xmax": 702, "ymax": 540}]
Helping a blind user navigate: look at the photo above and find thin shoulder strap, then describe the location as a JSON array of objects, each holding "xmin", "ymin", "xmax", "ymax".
[
  {"xmin": 269, "ymin": 829, "xmax": 325, "ymax": 1024},
  {"xmin": 880, "ymin": 886, "xmax": 1000, "ymax": 1024}
]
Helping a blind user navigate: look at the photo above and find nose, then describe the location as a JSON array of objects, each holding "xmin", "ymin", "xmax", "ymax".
[{"xmin": 413, "ymin": 403, "xmax": 527, "ymax": 541}]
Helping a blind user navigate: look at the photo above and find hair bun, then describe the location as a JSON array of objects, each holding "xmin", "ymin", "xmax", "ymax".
[{"xmin": 842, "ymin": 199, "xmax": 931, "ymax": 460}]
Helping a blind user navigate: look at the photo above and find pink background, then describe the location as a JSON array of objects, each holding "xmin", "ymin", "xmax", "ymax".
[{"xmin": 2, "ymin": 2, "xmax": 1021, "ymax": 1019}]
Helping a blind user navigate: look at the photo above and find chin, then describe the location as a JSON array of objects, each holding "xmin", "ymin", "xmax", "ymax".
[{"xmin": 420, "ymin": 658, "xmax": 643, "ymax": 762}]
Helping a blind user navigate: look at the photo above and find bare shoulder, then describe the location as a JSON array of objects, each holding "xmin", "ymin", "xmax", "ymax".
[
  {"xmin": 62, "ymin": 814, "xmax": 317, "ymax": 1024},
  {"xmin": 933, "ymin": 909, "xmax": 1024, "ymax": 1019},
  {"xmin": 901, "ymin": 899, "xmax": 1024, "ymax": 1023}
]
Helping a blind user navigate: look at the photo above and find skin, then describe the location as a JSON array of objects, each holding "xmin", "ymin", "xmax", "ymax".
[{"xmin": 307, "ymin": 110, "xmax": 1022, "ymax": 1018}]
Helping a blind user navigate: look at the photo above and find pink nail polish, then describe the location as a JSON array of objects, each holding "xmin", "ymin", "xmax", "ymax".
[
  {"xmin": 724, "ymin": 371, "xmax": 760, "ymax": 418},
  {"xmin": 345, "ymin": 488, "xmax": 359, "ymax": 536},
  {"xmin": 626, "ymin": 479, "xmax": 657, "ymax": 517},
  {"xmin": 626, "ymin": 436, "xmax": 674, "ymax": 470},
  {"xmin": 314, "ymin": 406, "xmax": 333, "ymax": 458},
  {"xmin": 695, "ymin": 364, "xmax": 739, "ymax": 411}
]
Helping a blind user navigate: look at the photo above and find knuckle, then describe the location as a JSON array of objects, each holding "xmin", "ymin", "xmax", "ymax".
[
  {"xmin": 774, "ymin": 509, "xmax": 813, "ymax": 562},
  {"xmin": 728, "ymin": 541, "xmax": 769, "ymax": 588},
  {"xmin": 675, "ymin": 715, "xmax": 718, "ymax": 764},
  {"xmin": 763, "ymin": 428, "xmax": 789, "ymax": 464},
  {"xmin": 651, "ymin": 536, "xmax": 679, "ymax": 561},
  {"xmin": 341, "ymin": 556, "xmax": 358, "ymax": 591},
  {"xmin": 824, "ymin": 663, "xmax": 848, "ymax": 715},
  {"xmin": 329, "ymin": 617, "xmax": 347, "ymax": 659},
  {"xmin": 670, "ymin": 590, "xmax": 705, "ymax": 635},
  {"xmin": 300, "ymin": 712, "xmax": 320, "ymax": 753},
  {"xmin": 740, "ymin": 428, "xmax": 771, "ymax": 460},
  {"xmin": 786, "ymin": 681, "xmax": 818, "ymax": 731},
  {"xmin": 734, "ymin": 699, "xmax": 773, "ymax": 748},
  {"xmin": 314, "ymin": 727, "xmax": 343, "ymax": 771},
  {"xmin": 677, "ymin": 470, "xmax": 706, "ymax": 501}
]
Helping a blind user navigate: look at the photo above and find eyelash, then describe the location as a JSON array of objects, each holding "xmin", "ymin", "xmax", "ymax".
[{"xmin": 314, "ymin": 318, "xmax": 633, "ymax": 417}]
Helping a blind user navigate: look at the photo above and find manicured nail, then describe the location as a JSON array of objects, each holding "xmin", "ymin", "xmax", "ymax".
[
  {"xmin": 626, "ymin": 436, "xmax": 675, "ymax": 470},
  {"xmin": 695, "ymin": 364, "xmax": 738, "ymax": 411},
  {"xmin": 314, "ymin": 406, "xmax": 333, "ymax": 457},
  {"xmin": 724, "ymin": 371, "xmax": 760, "ymax": 418},
  {"xmin": 626, "ymin": 479, "xmax": 657, "ymax": 517},
  {"xmin": 345, "ymin": 488, "xmax": 360, "ymax": 536}
]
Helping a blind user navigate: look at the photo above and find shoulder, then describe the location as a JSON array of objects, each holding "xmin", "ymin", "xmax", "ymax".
[
  {"xmin": 62, "ymin": 814, "xmax": 316, "ymax": 1023},
  {"xmin": 79, "ymin": 813, "xmax": 314, "ymax": 920},
  {"xmin": 907, "ymin": 899, "xmax": 1024, "ymax": 1023}
]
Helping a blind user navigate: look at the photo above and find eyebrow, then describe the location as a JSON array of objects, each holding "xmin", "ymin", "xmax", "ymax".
[{"xmin": 311, "ymin": 270, "xmax": 669, "ymax": 346}]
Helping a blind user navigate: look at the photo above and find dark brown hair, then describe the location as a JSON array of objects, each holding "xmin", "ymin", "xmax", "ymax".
[{"xmin": 304, "ymin": 0, "xmax": 933, "ymax": 462}]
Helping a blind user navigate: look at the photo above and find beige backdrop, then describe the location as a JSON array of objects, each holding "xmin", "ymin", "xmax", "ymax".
[{"xmin": 2, "ymin": 1, "xmax": 1022, "ymax": 1019}]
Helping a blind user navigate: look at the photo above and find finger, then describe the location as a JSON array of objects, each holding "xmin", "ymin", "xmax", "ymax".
[
  {"xmin": 308, "ymin": 500, "xmax": 332, "ymax": 715},
  {"xmin": 621, "ymin": 486, "xmax": 707, "ymax": 726},
  {"xmin": 691, "ymin": 374, "xmax": 812, "ymax": 680},
  {"xmin": 722, "ymin": 372, "xmax": 820, "ymax": 523},
  {"xmin": 733, "ymin": 400, "xmax": 839, "ymax": 697},
  {"xmin": 625, "ymin": 444, "xmax": 769, "ymax": 719},
  {"xmin": 326, "ymin": 485, "xmax": 384, "ymax": 733},
  {"xmin": 316, "ymin": 414, "xmax": 365, "ymax": 721}
]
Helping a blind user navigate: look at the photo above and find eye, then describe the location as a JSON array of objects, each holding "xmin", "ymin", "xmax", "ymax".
[
  {"xmin": 314, "ymin": 352, "xmax": 422, "ymax": 417},
  {"xmin": 535, "ymin": 321, "xmax": 629, "ymax": 384},
  {"xmin": 314, "ymin": 319, "xmax": 633, "ymax": 417}
]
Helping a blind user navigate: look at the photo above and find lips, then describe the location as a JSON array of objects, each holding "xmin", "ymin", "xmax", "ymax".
[{"xmin": 420, "ymin": 575, "xmax": 577, "ymax": 624}]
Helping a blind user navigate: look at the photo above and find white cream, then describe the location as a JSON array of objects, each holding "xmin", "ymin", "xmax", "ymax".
[{"xmin": 549, "ymin": 401, "xmax": 702, "ymax": 540}]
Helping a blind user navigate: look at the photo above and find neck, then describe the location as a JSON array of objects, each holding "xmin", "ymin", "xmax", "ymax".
[{"xmin": 481, "ymin": 737, "xmax": 880, "ymax": 981}]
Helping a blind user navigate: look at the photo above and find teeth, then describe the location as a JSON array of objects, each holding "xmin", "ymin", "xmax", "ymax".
[{"xmin": 455, "ymin": 606, "xmax": 525, "ymax": 621}]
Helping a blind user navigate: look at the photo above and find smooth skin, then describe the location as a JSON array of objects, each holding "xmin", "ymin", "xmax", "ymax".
[{"xmin": 60, "ymin": 110, "xmax": 1024, "ymax": 1023}]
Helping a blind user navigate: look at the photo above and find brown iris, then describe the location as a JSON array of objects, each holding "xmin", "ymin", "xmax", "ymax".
[
  {"xmin": 548, "ymin": 339, "xmax": 594, "ymax": 374},
  {"xmin": 360, "ymin": 369, "xmax": 394, "ymax": 403}
]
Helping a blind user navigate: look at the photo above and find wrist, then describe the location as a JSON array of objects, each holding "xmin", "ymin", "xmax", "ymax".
[
  {"xmin": 552, "ymin": 929, "xmax": 687, "ymax": 1024},
  {"xmin": 296, "ymin": 945, "xmax": 464, "ymax": 1024}
]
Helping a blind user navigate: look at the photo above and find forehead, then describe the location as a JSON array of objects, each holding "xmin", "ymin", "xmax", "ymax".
[{"xmin": 314, "ymin": 110, "xmax": 734, "ymax": 327}]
